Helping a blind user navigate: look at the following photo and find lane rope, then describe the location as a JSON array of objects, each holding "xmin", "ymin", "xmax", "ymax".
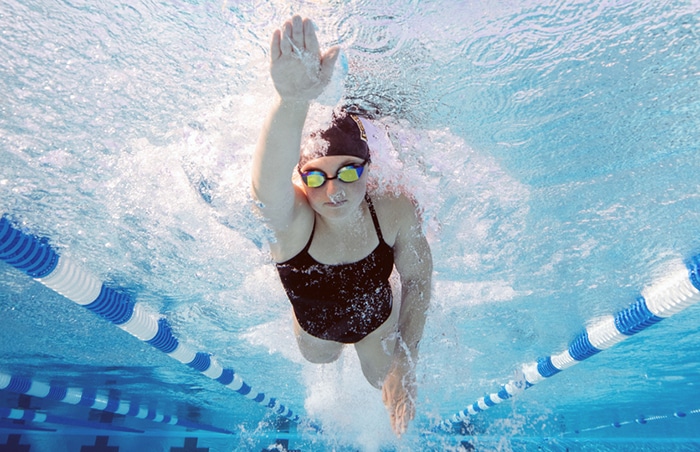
[
  {"xmin": 438, "ymin": 255, "xmax": 700, "ymax": 431},
  {"xmin": 566, "ymin": 408, "xmax": 700, "ymax": 435},
  {"xmin": 0, "ymin": 215, "xmax": 303, "ymax": 425},
  {"xmin": 0, "ymin": 406, "xmax": 144, "ymax": 434},
  {"xmin": 0, "ymin": 370, "xmax": 233, "ymax": 434}
]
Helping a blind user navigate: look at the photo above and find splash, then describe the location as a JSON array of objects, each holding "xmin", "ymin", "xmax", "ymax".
[{"xmin": 300, "ymin": 348, "xmax": 398, "ymax": 451}]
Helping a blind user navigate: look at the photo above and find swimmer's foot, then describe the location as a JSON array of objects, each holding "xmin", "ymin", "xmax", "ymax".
[{"xmin": 381, "ymin": 358, "xmax": 416, "ymax": 437}]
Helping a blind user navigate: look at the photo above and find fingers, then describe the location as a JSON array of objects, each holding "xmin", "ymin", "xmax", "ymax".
[
  {"xmin": 291, "ymin": 15, "xmax": 304, "ymax": 48},
  {"xmin": 270, "ymin": 30, "xmax": 282, "ymax": 61},
  {"xmin": 303, "ymin": 18, "xmax": 320, "ymax": 55},
  {"xmin": 392, "ymin": 405, "xmax": 404, "ymax": 436},
  {"xmin": 278, "ymin": 15, "xmax": 303, "ymax": 57},
  {"xmin": 275, "ymin": 15, "xmax": 323, "ymax": 58},
  {"xmin": 319, "ymin": 46, "xmax": 341, "ymax": 82},
  {"xmin": 391, "ymin": 411, "xmax": 406, "ymax": 437},
  {"xmin": 383, "ymin": 384, "xmax": 415, "ymax": 437},
  {"xmin": 279, "ymin": 21, "xmax": 293, "ymax": 56},
  {"xmin": 392, "ymin": 397, "xmax": 414, "ymax": 437}
]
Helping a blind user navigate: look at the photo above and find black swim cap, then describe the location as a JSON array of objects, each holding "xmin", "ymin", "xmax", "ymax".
[{"xmin": 299, "ymin": 112, "xmax": 370, "ymax": 166}]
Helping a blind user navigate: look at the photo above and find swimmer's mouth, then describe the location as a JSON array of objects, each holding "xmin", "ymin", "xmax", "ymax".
[{"xmin": 326, "ymin": 200, "xmax": 346, "ymax": 206}]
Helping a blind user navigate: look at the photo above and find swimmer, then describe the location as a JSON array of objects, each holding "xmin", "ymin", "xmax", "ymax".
[{"xmin": 251, "ymin": 15, "xmax": 432, "ymax": 437}]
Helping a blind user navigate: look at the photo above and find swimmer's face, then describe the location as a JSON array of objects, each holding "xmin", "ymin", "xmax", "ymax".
[{"xmin": 299, "ymin": 155, "xmax": 368, "ymax": 218}]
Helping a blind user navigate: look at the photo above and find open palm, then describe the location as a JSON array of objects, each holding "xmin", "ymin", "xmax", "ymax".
[{"xmin": 270, "ymin": 16, "xmax": 340, "ymax": 102}]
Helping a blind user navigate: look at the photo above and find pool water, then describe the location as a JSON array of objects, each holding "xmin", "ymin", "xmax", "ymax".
[{"xmin": 1, "ymin": 0, "xmax": 699, "ymax": 450}]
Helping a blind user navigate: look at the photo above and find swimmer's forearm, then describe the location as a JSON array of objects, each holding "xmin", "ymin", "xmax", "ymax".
[
  {"xmin": 393, "ymin": 217, "xmax": 433, "ymax": 363},
  {"xmin": 396, "ymin": 278, "xmax": 431, "ymax": 362},
  {"xmin": 252, "ymin": 97, "xmax": 308, "ymax": 207}
]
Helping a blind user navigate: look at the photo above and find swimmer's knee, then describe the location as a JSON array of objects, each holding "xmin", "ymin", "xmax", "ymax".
[
  {"xmin": 294, "ymin": 330, "xmax": 343, "ymax": 363},
  {"xmin": 298, "ymin": 343, "xmax": 343, "ymax": 364},
  {"xmin": 362, "ymin": 368, "xmax": 384, "ymax": 389},
  {"xmin": 358, "ymin": 356, "xmax": 389, "ymax": 389},
  {"xmin": 292, "ymin": 316, "xmax": 343, "ymax": 364},
  {"xmin": 355, "ymin": 340, "xmax": 393, "ymax": 388}
]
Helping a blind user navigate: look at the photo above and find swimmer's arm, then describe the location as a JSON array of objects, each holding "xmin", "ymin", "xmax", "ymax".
[
  {"xmin": 252, "ymin": 98, "xmax": 310, "ymax": 228},
  {"xmin": 393, "ymin": 205, "xmax": 433, "ymax": 362},
  {"xmin": 251, "ymin": 16, "xmax": 339, "ymax": 230},
  {"xmin": 384, "ymin": 198, "xmax": 432, "ymax": 436}
]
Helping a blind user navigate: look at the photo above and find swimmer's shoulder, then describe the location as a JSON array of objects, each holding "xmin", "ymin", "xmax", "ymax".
[
  {"xmin": 368, "ymin": 191, "xmax": 421, "ymax": 246},
  {"xmin": 268, "ymin": 188, "xmax": 315, "ymax": 263}
]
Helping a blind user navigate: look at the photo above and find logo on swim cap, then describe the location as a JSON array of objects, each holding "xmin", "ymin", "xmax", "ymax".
[{"xmin": 349, "ymin": 114, "xmax": 367, "ymax": 142}]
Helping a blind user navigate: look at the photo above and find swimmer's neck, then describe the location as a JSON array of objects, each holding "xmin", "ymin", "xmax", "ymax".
[{"xmin": 313, "ymin": 203, "xmax": 368, "ymax": 236}]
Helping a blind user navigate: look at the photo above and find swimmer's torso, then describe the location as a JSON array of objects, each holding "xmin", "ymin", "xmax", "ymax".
[{"xmin": 276, "ymin": 195, "xmax": 395, "ymax": 343}]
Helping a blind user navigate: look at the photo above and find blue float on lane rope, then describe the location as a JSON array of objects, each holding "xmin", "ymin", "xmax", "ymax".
[{"xmin": 0, "ymin": 215, "xmax": 302, "ymax": 425}]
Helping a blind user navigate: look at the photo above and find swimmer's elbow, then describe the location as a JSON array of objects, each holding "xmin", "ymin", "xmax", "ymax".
[
  {"xmin": 250, "ymin": 183, "xmax": 266, "ymax": 210},
  {"xmin": 250, "ymin": 179, "xmax": 284, "ymax": 213}
]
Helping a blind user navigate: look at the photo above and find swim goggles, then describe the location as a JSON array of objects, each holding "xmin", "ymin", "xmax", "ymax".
[{"xmin": 297, "ymin": 159, "xmax": 369, "ymax": 188}]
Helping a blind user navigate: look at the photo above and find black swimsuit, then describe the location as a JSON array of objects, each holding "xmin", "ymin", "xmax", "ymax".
[{"xmin": 276, "ymin": 195, "xmax": 395, "ymax": 344}]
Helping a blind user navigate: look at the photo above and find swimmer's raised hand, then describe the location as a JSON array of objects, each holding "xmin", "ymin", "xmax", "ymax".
[{"xmin": 269, "ymin": 15, "xmax": 340, "ymax": 102}]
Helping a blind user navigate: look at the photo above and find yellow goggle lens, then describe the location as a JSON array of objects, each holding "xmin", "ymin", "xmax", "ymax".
[
  {"xmin": 337, "ymin": 166, "xmax": 361, "ymax": 183},
  {"xmin": 303, "ymin": 172, "xmax": 326, "ymax": 188}
]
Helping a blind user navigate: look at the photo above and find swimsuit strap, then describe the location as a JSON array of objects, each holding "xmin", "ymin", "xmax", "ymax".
[{"xmin": 365, "ymin": 194, "xmax": 385, "ymax": 243}]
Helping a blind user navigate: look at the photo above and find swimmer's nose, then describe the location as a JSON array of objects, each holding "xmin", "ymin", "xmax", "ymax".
[
  {"xmin": 326, "ymin": 180, "xmax": 346, "ymax": 202},
  {"xmin": 329, "ymin": 192, "xmax": 345, "ymax": 204}
]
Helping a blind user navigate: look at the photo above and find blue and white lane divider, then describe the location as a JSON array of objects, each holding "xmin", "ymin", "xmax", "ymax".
[
  {"xmin": 0, "ymin": 371, "xmax": 231, "ymax": 434},
  {"xmin": 565, "ymin": 407, "xmax": 700, "ymax": 434},
  {"xmin": 0, "ymin": 406, "xmax": 145, "ymax": 433},
  {"xmin": 439, "ymin": 255, "xmax": 700, "ymax": 431},
  {"xmin": 0, "ymin": 216, "xmax": 301, "ymax": 424}
]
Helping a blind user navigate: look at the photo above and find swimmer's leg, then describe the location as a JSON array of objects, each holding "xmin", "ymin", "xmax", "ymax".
[
  {"xmin": 293, "ymin": 314, "xmax": 344, "ymax": 364},
  {"xmin": 353, "ymin": 324, "xmax": 397, "ymax": 388},
  {"xmin": 354, "ymin": 277, "xmax": 401, "ymax": 388}
]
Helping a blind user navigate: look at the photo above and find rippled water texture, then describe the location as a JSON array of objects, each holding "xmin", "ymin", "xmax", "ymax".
[{"xmin": 1, "ymin": 0, "xmax": 700, "ymax": 449}]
